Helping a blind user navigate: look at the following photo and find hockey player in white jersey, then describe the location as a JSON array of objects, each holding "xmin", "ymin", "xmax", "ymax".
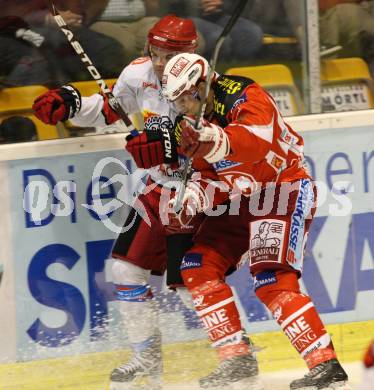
[{"xmin": 33, "ymin": 15, "xmax": 203, "ymax": 390}]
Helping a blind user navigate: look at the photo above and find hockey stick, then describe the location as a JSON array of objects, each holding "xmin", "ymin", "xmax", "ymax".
[
  {"xmin": 173, "ymin": 0, "xmax": 249, "ymax": 212},
  {"xmin": 45, "ymin": 0, "xmax": 137, "ymax": 135}
]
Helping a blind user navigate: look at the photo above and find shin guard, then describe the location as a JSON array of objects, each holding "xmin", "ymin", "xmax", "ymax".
[
  {"xmin": 255, "ymin": 270, "xmax": 336, "ymax": 369},
  {"xmin": 181, "ymin": 247, "xmax": 249, "ymax": 360},
  {"xmin": 192, "ymin": 280, "xmax": 249, "ymax": 360}
]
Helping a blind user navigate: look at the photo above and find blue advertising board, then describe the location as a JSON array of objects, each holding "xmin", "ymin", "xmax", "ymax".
[{"xmin": 0, "ymin": 124, "xmax": 373, "ymax": 361}]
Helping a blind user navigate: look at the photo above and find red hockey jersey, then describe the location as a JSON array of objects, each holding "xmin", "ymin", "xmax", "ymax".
[{"xmin": 190, "ymin": 75, "xmax": 310, "ymax": 198}]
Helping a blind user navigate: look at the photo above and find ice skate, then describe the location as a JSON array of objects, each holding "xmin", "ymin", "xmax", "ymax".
[
  {"xmin": 109, "ymin": 333, "xmax": 163, "ymax": 390},
  {"xmin": 290, "ymin": 358, "xmax": 351, "ymax": 390},
  {"xmin": 199, "ymin": 353, "xmax": 264, "ymax": 390}
]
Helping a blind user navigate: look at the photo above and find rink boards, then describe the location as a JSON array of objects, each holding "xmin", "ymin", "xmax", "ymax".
[
  {"xmin": 0, "ymin": 320, "xmax": 373, "ymax": 389},
  {"xmin": 0, "ymin": 110, "xmax": 373, "ymax": 386}
]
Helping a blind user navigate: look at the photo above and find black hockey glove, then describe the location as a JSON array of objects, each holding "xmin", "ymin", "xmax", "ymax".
[{"xmin": 126, "ymin": 127, "xmax": 179, "ymax": 169}]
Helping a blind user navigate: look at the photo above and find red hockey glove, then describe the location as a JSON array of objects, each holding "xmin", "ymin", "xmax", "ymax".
[
  {"xmin": 101, "ymin": 93, "xmax": 121, "ymax": 125},
  {"xmin": 179, "ymin": 116, "xmax": 230, "ymax": 163},
  {"xmin": 32, "ymin": 85, "xmax": 81, "ymax": 125},
  {"xmin": 125, "ymin": 127, "xmax": 178, "ymax": 169}
]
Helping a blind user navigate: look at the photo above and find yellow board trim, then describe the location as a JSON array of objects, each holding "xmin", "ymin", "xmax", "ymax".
[{"xmin": 1, "ymin": 320, "xmax": 373, "ymax": 389}]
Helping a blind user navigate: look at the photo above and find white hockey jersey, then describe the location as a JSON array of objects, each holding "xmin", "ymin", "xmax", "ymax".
[{"xmin": 70, "ymin": 57, "xmax": 185, "ymax": 187}]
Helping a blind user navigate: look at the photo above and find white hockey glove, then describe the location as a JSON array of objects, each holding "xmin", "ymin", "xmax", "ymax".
[
  {"xmin": 179, "ymin": 116, "xmax": 230, "ymax": 163},
  {"xmin": 169, "ymin": 180, "xmax": 210, "ymax": 227}
]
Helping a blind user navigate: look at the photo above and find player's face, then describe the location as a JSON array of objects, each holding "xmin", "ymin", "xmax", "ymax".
[
  {"xmin": 173, "ymin": 88, "xmax": 200, "ymax": 115},
  {"xmin": 150, "ymin": 45, "xmax": 181, "ymax": 81},
  {"xmin": 173, "ymin": 83, "xmax": 215, "ymax": 117}
]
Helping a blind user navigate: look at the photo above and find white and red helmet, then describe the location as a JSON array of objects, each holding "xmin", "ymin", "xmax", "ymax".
[
  {"xmin": 148, "ymin": 15, "xmax": 198, "ymax": 52},
  {"xmin": 161, "ymin": 53, "xmax": 210, "ymax": 101}
]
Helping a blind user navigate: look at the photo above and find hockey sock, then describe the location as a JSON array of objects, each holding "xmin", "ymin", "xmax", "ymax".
[
  {"xmin": 181, "ymin": 247, "xmax": 249, "ymax": 360},
  {"xmin": 115, "ymin": 284, "xmax": 159, "ymax": 347},
  {"xmin": 255, "ymin": 270, "xmax": 336, "ymax": 369}
]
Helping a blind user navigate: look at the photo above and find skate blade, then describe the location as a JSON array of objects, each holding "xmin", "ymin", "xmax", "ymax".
[
  {"xmin": 201, "ymin": 376, "xmax": 264, "ymax": 390},
  {"xmin": 109, "ymin": 382, "xmax": 162, "ymax": 390},
  {"xmin": 295, "ymin": 381, "xmax": 352, "ymax": 390},
  {"xmin": 230, "ymin": 375, "xmax": 264, "ymax": 390},
  {"xmin": 109, "ymin": 375, "xmax": 162, "ymax": 390},
  {"xmin": 328, "ymin": 381, "xmax": 352, "ymax": 390}
]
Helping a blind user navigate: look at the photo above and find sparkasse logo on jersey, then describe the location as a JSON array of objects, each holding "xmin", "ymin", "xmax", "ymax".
[{"xmin": 213, "ymin": 159, "xmax": 241, "ymax": 171}]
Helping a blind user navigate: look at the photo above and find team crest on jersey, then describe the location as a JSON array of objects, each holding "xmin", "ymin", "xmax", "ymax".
[
  {"xmin": 221, "ymin": 171, "xmax": 259, "ymax": 196},
  {"xmin": 249, "ymin": 219, "xmax": 285, "ymax": 266},
  {"xmin": 144, "ymin": 114, "xmax": 173, "ymax": 132}
]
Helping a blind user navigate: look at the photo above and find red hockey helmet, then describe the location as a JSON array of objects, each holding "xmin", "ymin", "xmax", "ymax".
[{"xmin": 148, "ymin": 14, "xmax": 198, "ymax": 52}]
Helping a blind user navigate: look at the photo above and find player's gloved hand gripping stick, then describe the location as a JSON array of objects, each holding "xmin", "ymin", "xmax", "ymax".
[{"xmin": 43, "ymin": 0, "xmax": 138, "ymax": 137}]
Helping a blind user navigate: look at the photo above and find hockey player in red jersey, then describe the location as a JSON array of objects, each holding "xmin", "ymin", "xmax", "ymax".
[
  {"xmin": 32, "ymin": 16, "xmax": 205, "ymax": 390},
  {"xmin": 156, "ymin": 53, "xmax": 350, "ymax": 389}
]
